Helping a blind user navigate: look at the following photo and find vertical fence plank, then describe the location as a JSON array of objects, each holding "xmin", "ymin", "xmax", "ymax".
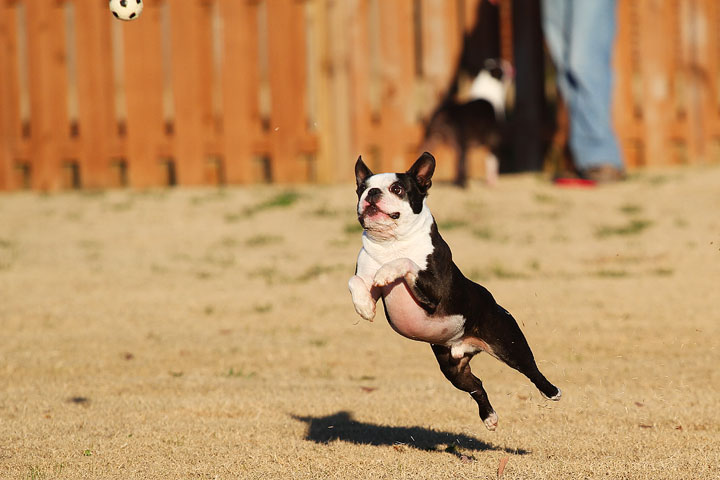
[
  {"xmin": 638, "ymin": 0, "xmax": 673, "ymax": 166},
  {"xmin": 219, "ymin": 0, "xmax": 262, "ymax": 184},
  {"xmin": 419, "ymin": 0, "xmax": 463, "ymax": 180},
  {"xmin": 196, "ymin": 1, "xmax": 217, "ymax": 180},
  {"xmin": 168, "ymin": 0, "xmax": 211, "ymax": 185},
  {"xmin": 0, "ymin": 0, "xmax": 20, "ymax": 190},
  {"xmin": 420, "ymin": 0, "xmax": 460, "ymax": 106},
  {"xmin": 462, "ymin": 0, "xmax": 482, "ymax": 31},
  {"xmin": 311, "ymin": 0, "xmax": 354, "ymax": 182},
  {"xmin": 705, "ymin": 0, "xmax": 720, "ymax": 161},
  {"xmin": 668, "ymin": 0, "xmax": 688, "ymax": 164},
  {"xmin": 24, "ymin": 0, "xmax": 70, "ymax": 190},
  {"xmin": 498, "ymin": 0, "xmax": 513, "ymax": 64},
  {"xmin": 376, "ymin": 0, "xmax": 417, "ymax": 172},
  {"xmin": 74, "ymin": 0, "xmax": 116, "ymax": 188},
  {"xmin": 265, "ymin": 0, "xmax": 310, "ymax": 182},
  {"xmin": 308, "ymin": 0, "xmax": 331, "ymax": 182},
  {"xmin": 682, "ymin": 0, "xmax": 710, "ymax": 164},
  {"xmin": 122, "ymin": 0, "xmax": 166, "ymax": 187},
  {"xmin": 348, "ymin": 0, "xmax": 373, "ymax": 167},
  {"xmin": 613, "ymin": 0, "xmax": 641, "ymax": 168}
]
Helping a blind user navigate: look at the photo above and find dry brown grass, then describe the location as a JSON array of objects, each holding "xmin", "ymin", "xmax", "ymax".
[{"xmin": 1, "ymin": 166, "xmax": 719, "ymax": 479}]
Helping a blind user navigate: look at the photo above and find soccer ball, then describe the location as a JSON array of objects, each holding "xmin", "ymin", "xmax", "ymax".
[{"xmin": 109, "ymin": 0, "xmax": 144, "ymax": 21}]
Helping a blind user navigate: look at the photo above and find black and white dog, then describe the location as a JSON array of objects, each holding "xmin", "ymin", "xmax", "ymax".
[
  {"xmin": 423, "ymin": 59, "xmax": 512, "ymax": 187},
  {"xmin": 348, "ymin": 152, "xmax": 561, "ymax": 430}
]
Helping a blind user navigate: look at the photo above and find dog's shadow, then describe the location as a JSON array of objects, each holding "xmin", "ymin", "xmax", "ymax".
[{"xmin": 292, "ymin": 411, "xmax": 528, "ymax": 459}]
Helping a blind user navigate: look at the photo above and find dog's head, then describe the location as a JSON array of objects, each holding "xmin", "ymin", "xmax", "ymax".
[{"xmin": 354, "ymin": 152, "xmax": 435, "ymax": 240}]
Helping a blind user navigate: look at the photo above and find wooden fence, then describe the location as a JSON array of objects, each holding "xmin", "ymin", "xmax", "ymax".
[
  {"xmin": 614, "ymin": 0, "xmax": 720, "ymax": 168},
  {"xmin": 0, "ymin": 0, "xmax": 719, "ymax": 191}
]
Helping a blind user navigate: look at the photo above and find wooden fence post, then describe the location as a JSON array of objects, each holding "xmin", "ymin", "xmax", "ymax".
[
  {"xmin": 638, "ymin": 0, "xmax": 672, "ymax": 166},
  {"xmin": 704, "ymin": 0, "xmax": 720, "ymax": 162},
  {"xmin": 24, "ymin": 0, "xmax": 70, "ymax": 191},
  {"xmin": 420, "ymin": 0, "xmax": 461, "ymax": 111},
  {"xmin": 498, "ymin": 0, "xmax": 513, "ymax": 65},
  {"xmin": 122, "ymin": 0, "xmax": 166, "ymax": 187},
  {"xmin": 680, "ymin": 0, "xmax": 710, "ymax": 164},
  {"xmin": 74, "ymin": 0, "xmax": 116, "ymax": 188},
  {"xmin": 0, "ymin": 0, "xmax": 20, "ymax": 190},
  {"xmin": 266, "ymin": 0, "xmax": 310, "ymax": 183},
  {"xmin": 309, "ymin": 0, "xmax": 353, "ymax": 183},
  {"xmin": 376, "ymin": 0, "xmax": 417, "ymax": 172},
  {"xmin": 219, "ymin": 0, "xmax": 262, "ymax": 184},
  {"xmin": 167, "ymin": 0, "xmax": 212, "ymax": 185},
  {"xmin": 347, "ymin": 0, "xmax": 372, "ymax": 168},
  {"xmin": 613, "ymin": 0, "xmax": 640, "ymax": 168},
  {"xmin": 419, "ymin": 0, "xmax": 464, "ymax": 180}
]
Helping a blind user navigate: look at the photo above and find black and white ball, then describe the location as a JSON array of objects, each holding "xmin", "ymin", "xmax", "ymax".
[{"xmin": 109, "ymin": 0, "xmax": 143, "ymax": 21}]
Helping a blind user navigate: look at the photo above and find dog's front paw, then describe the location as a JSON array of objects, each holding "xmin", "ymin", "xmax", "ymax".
[
  {"xmin": 373, "ymin": 258, "xmax": 418, "ymax": 287},
  {"xmin": 353, "ymin": 298, "xmax": 376, "ymax": 321},
  {"xmin": 349, "ymin": 275, "xmax": 376, "ymax": 321}
]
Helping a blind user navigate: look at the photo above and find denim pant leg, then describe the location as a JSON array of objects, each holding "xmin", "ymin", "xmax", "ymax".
[{"xmin": 542, "ymin": 0, "xmax": 623, "ymax": 170}]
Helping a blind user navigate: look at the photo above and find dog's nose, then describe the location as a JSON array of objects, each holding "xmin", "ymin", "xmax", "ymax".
[{"xmin": 366, "ymin": 188, "xmax": 381, "ymax": 203}]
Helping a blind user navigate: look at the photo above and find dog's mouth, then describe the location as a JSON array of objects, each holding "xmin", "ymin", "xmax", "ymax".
[{"xmin": 359, "ymin": 204, "xmax": 400, "ymax": 224}]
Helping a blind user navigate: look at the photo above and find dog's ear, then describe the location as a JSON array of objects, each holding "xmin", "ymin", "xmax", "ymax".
[
  {"xmin": 355, "ymin": 156, "xmax": 373, "ymax": 187},
  {"xmin": 407, "ymin": 152, "xmax": 435, "ymax": 191}
]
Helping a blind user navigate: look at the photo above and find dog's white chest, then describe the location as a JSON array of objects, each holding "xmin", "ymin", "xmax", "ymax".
[
  {"xmin": 359, "ymin": 209, "xmax": 435, "ymax": 271},
  {"xmin": 364, "ymin": 237, "xmax": 432, "ymax": 271},
  {"xmin": 355, "ymin": 212, "xmax": 466, "ymax": 345}
]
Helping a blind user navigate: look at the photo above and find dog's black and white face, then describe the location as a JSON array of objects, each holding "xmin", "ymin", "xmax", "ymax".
[{"xmin": 355, "ymin": 153, "xmax": 435, "ymax": 240}]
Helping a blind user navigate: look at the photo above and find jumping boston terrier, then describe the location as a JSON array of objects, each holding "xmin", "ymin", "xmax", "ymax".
[{"xmin": 348, "ymin": 152, "xmax": 561, "ymax": 430}]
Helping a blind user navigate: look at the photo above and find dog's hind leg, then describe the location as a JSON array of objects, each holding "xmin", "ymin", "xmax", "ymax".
[
  {"xmin": 431, "ymin": 344, "xmax": 498, "ymax": 430},
  {"xmin": 479, "ymin": 305, "xmax": 562, "ymax": 401}
]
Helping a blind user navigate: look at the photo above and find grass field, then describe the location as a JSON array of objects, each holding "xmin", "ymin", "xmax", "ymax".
[{"xmin": 1, "ymin": 166, "xmax": 719, "ymax": 479}]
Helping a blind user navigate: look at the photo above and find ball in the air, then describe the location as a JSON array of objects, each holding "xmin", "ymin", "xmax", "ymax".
[{"xmin": 109, "ymin": 0, "xmax": 144, "ymax": 22}]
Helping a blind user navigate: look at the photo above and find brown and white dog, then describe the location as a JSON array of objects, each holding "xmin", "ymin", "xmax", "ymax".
[{"xmin": 348, "ymin": 152, "xmax": 561, "ymax": 430}]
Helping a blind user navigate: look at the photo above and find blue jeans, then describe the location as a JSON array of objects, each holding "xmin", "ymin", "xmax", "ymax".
[{"xmin": 542, "ymin": 0, "xmax": 624, "ymax": 171}]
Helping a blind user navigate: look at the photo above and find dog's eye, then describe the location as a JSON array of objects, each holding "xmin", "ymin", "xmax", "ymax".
[{"xmin": 390, "ymin": 183, "xmax": 404, "ymax": 196}]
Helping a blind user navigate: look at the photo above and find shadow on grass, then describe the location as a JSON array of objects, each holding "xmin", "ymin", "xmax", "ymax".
[{"xmin": 292, "ymin": 411, "xmax": 528, "ymax": 458}]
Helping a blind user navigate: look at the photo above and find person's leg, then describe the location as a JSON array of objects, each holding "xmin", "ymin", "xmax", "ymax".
[
  {"xmin": 541, "ymin": 0, "xmax": 571, "ymax": 95},
  {"xmin": 566, "ymin": 0, "xmax": 623, "ymax": 173}
]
